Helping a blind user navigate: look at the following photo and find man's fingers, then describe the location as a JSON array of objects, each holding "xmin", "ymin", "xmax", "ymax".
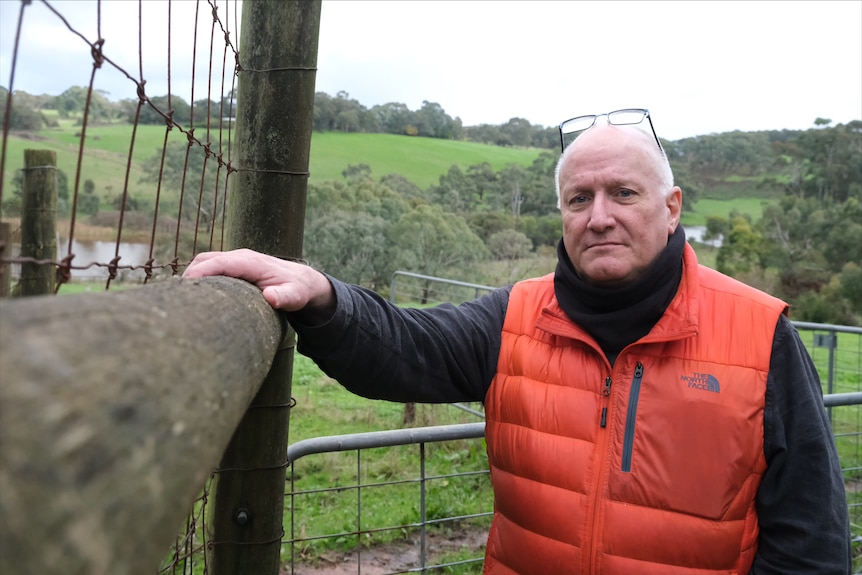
[{"xmin": 183, "ymin": 250, "xmax": 257, "ymax": 279}]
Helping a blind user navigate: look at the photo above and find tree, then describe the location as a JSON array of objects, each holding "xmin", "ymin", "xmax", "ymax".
[
  {"xmin": 467, "ymin": 211, "xmax": 516, "ymax": 243},
  {"xmin": 56, "ymin": 86, "xmax": 88, "ymax": 117},
  {"xmin": 139, "ymin": 141, "xmax": 224, "ymax": 231},
  {"xmin": 839, "ymin": 262, "xmax": 862, "ymax": 318},
  {"xmin": 715, "ymin": 215, "xmax": 763, "ymax": 277},
  {"xmin": 135, "ymin": 95, "xmax": 192, "ymax": 127},
  {"xmin": 78, "ymin": 178, "xmax": 100, "ymax": 216},
  {"xmin": 488, "ymin": 229, "xmax": 533, "ymax": 260},
  {"xmin": 388, "ymin": 204, "xmax": 489, "ymax": 283},
  {"xmin": 414, "ymin": 101, "xmax": 457, "ymax": 139},
  {"xmin": 0, "ymin": 87, "xmax": 43, "ymax": 131},
  {"xmin": 303, "ymin": 209, "xmax": 392, "ymax": 288},
  {"xmin": 518, "ymin": 214, "xmax": 561, "ymax": 249},
  {"xmin": 499, "ymin": 117, "xmax": 533, "ymax": 147},
  {"xmin": 703, "ymin": 215, "xmax": 729, "ymax": 243},
  {"xmin": 370, "ymin": 102, "xmax": 412, "ymax": 135},
  {"xmin": 771, "ymin": 121, "xmax": 862, "ymax": 203},
  {"xmin": 519, "ymin": 151, "xmax": 559, "ymax": 216}
]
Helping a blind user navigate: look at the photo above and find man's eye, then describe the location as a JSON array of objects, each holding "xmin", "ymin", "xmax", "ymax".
[
  {"xmin": 571, "ymin": 195, "xmax": 588, "ymax": 204},
  {"xmin": 618, "ymin": 189, "xmax": 634, "ymax": 198}
]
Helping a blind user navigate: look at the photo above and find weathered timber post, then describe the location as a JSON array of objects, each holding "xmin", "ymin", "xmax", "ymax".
[
  {"xmin": 0, "ymin": 277, "xmax": 284, "ymax": 575},
  {"xmin": 0, "ymin": 221, "xmax": 11, "ymax": 297},
  {"xmin": 18, "ymin": 149, "xmax": 57, "ymax": 296},
  {"xmin": 210, "ymin": 1, "xmax": 321, "ymax": 574}
]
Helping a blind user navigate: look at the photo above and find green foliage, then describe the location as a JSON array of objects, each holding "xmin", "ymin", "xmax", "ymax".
[
  {"xmin": 716, "ymin": 216, "xmax": 763, "ymax": 276},
  {"xmin": 467, "ymin": 211, "xmax": 516, "ymax": 243},
  {"xmin": 1, "ymin": 167, "xmax": 69, "ymax": 216},
  {"xmin": 134, "ymin": 94, "xmax": 192, "ymax": 127},
  {"xmin": 792, "ymin": 291, "xmax": 838, "ymax": 323},
  {"xmin": 389, "ymin": 204, "xmax": 490, "ymax": 281},
  {"xmin": 78, "ymin": 192, "xmax": 100, "ymax": 216},
  {"xmin": 139, "ymin": 140, "xmax": 225, "ymax": 231},
  {"xmin": 703, "ymin": 215, "xmax": 729, "ymax": 243},
  {"xmin": 0, "ymin": 87, "xmax": 44, "ymax": 131},
  {"xmin": 304, "ymin": 209, "xmax": 392, "ymax": 287},
  {"xmin": 517, "ymin": 214, "xmax": 561, "ymax": 250},
  {"xmin": 839, "ymin": 262, "xmax": 862, "ymax": 318},
  {"xmin": 668, "ymin": 130, "xmax": 775, "ymax": 177},
  {"xmin": 487, "ymin": 229, "xmax": 533, "ymax": 260},
  {"xmin": 772, "ymin": 120, "xmax": 862, "ymax": 203}
]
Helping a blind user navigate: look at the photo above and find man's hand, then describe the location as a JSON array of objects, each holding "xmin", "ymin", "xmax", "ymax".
[{"xmin": 183, "ymin": 249, "xmax": 336, "ymax": 316}]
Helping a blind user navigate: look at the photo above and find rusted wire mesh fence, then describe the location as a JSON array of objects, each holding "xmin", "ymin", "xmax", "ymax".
[
  {"xmin": 1, "ymin": 1, "xmax": 245, "ymax": 573},
  {"xmin": 1, "ymin": 0, "xmax": 240, "ymax": 292}
]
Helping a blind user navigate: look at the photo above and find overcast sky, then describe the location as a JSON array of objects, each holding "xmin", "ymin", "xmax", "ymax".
[{"xmin": 1, "ymin": 0, "xmax": 860, "ymax": 140}]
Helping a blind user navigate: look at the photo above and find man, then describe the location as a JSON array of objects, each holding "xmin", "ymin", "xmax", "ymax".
[{"xmin": 184, "ymin": 115, "xmax": 850, "ymax": 574}]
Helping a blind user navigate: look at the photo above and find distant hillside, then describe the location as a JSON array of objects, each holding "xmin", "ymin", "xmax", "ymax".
[
  {"xmin": 309, "ymin": 132, "xmax": 545, "ymax": 189},
  {"xmin": 1, "ymin": 123, "xmax": 546, "ymax": 200}
]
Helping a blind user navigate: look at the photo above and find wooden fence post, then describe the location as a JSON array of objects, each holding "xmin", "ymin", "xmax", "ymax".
[
  {"xmin": 0, "ymin": 276, "xmax": 284, "ymax": 575},
  {"xmin": 18, "ymin": 149, "xmax": 57, "ymax": 296},
  {"xmin": 208, "ymin": 1, "xmax": 321, "ymax": 574},
  {"xmin": 0, "ymin": 221, "xmax": 10, "ymax": 297}
]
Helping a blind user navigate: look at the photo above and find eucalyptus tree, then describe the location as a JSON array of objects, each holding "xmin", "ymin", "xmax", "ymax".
[{"xmin": 388, "ymin": 204, "xmax": 489, "ymax": 288}]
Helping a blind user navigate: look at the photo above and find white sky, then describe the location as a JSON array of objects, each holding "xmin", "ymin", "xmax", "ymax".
[{"xmin": 1, "ymin": 0, "xmax": 860, "ymax": 140}]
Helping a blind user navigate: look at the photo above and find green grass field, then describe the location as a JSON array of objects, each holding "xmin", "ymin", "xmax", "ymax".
[
  {"xmin": 308, "ymin": 131, "xmax": 543, "ymax": 189},
  {"xmin": 680, "ymin": 196, "xmax": 778, "ymax": 227}
]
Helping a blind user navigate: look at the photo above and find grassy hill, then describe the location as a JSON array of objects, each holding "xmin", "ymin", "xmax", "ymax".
[
  {"xmin": 1, "ymin": 120, "xmax": 544, "ymax": 207},
  {"xmin": 309, "ymin": 132, "xmax": 544, "ymax": 188}
]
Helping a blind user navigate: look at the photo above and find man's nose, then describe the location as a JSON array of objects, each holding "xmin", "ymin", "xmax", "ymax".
[{"xmin": 587, "ymin": 194, "xmax": 615, "ymax": 230}]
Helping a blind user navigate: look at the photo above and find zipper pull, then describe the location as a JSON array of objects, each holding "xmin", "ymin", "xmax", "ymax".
[{"xmin": 600, "ymin": 376, "xmax": 612, "ymax": 428}]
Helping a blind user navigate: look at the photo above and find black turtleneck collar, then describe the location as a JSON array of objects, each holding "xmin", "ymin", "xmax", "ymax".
[{"xmin": 553, "ymin": 226, "xmax": 686, "ymax": 365}]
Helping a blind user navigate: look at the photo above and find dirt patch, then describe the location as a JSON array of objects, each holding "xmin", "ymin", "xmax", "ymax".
[
  {"xmin": 7, "ymin": 130, "xmax": 48, "ymax": 142},
  {"xmin": 286, "ymin": 527, "xmax": 488, "ymax": 575}
]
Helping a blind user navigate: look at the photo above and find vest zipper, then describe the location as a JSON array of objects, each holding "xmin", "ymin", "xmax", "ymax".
[
  {"xmin": 600, "ymin": 376, "xmax": 612, "ymax": 427},
  {"xmin": 587, "ymin": 373, "xmax": 615, "ymax": 574},
  {"xmin": 621, "ymin": 362, "xmax": 644, "ymax": 473}
]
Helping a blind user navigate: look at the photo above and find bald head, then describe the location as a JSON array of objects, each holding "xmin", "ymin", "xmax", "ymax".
[{"xmin": 555, "ymin": 125, "xmax": 675, "ymax": 208}]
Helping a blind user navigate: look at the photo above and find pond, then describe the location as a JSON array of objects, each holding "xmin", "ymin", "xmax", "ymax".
[
  {"xmin": 7, "ymin": 238, "xmax": 156, "ymax": 280},
  {"xmin": 684, "ymin": 225, "xmax": 721, "ymax": 247}
]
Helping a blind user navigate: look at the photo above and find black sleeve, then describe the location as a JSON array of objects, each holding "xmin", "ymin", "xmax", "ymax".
[
  {"xmin": 751, "ymin": 315, "xmax": 851, "ymax": 574},
  {"xmin": 287, "ymin": 276, "xmax": 510, "ymax": 404}
]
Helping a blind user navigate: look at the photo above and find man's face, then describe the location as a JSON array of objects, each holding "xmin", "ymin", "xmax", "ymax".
[{"xmin": 558, "ymin": 126, "xmax": 681, "ymax": 287}]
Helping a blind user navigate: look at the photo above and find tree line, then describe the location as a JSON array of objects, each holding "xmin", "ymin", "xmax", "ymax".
[
  {"xmin": 1, "ymin": 86, "xmax": 557, "ymax": 148},
  {"xmin": 0, "ymin": 85, "xmax": 235, "ymax": 130},
  {"xmin": 313, "ymin": 90, "xmax": 559, "ymax": 148}
]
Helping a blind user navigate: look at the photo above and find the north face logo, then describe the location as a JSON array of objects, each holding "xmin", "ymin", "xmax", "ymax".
[{"xmin": 681, "ymin": 372, "xmax": 721, "ymax": 393}]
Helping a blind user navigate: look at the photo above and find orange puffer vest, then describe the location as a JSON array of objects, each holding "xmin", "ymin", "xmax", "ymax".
[{"xmin": 483, "ymin": 244, "xmax": 788, "ymax": 575}]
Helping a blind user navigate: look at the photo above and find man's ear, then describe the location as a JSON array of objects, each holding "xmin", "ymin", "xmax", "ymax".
[{"xmin": 667, "ymin": 186, "xmax": 682, "ymax": 234}]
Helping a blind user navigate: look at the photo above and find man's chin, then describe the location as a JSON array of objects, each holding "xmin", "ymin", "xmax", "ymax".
[{"xmin": 579, "ymin": 263, "xmax": 634, "ymax": 288}]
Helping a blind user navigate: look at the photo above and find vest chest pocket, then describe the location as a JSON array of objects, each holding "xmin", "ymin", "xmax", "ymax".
[{"xmin": 607, "ymin": 365, "xmax": 764, "ymax": 521}]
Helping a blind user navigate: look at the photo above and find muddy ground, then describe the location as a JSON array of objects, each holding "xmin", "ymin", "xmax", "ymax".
[{"xmin": 286, "ymin": 527, "xmax": 488, "ymax": 575}]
